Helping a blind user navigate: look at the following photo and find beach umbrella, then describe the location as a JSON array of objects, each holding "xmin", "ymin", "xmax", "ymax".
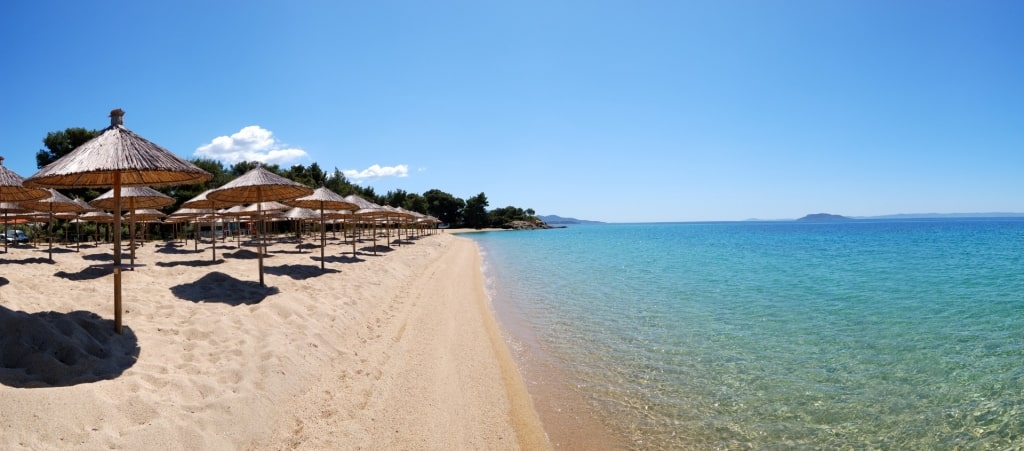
[
  {"xmin": 124, "ymin": 209, "xmax": 166, "ymax": 243},
  {"xmin": 0, "ymin": 157, "xmax": 49, "ymax": 253},
  {"xmin": 242, "ymin": 202, "xmax": 288, "ymax": 241},
  {"xmin": 218, "ymin": 204, "xmax": 251, "ymax": 247},
  {"xmin": 286, "ymin": 187, "xmax": 358, "ymax": 268},
  {"xmin": 20, "ymin": 189, "xmax": 84, "ymax": 261},
  {"xmin": 0, "ymin": 202, "xmax": 30, "ymax": 252},
  {"xmin": 168, "ymin": 205, "xmax": 213, "ymax": 248},
  {"xmin": 182, "ymin": 189, "xmax": 226, "ymax": 259},
  {"xmin": 323, "ymin": 209, "xmax": 354, "ymax": 246},
  {"xmin": 282, "ymin": 207, "xmax": 318, "ymax": 251},
  {"xmin": 91, "ymin": 186, "xmax": 174, "ymax": 268},
  {"xmin": 207, "ymin": 164, "xmax": 312, "ymax": 286},
  {"xmin": 69, "ymin": 198, "xmax": 96, "ymax": 252},
  {"xmin": 25, "ymin": 109, "xmax": 212, "ymax": 334},
  {"xmin": 344, "ymin": 194, "xmax": 389, "ymax": 255}
]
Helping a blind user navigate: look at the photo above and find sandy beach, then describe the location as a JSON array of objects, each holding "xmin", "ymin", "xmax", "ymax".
[{"xmin": 0, "ymin": 230, "xmax": 550, "ymax": 450}]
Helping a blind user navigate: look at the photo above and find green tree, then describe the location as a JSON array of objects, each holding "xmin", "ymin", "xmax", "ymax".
[
  {"xmin": 36, "ymin": 127, "xmax": 104, "ymax": 200},
  {"xmin": 463, "ymin": 192, "xmax": 489, "ymax": 229},
  {"xmin": 423, "ymin": 189, "xmax": 464, "ymax": 225},
  {"xmin": 37, "ymin": 127, "xmax": 101, "ymax": 169},
  {"xmin": 404, "ymin": 193, "xmax": 428, "ymax": 214},
  {"xmin": 156, "ymin": 158, "xmax": 230, "ymax": 210},
  {"xmin": 383, "ymin": 189, "xmax": 410, "ymax": 208}
]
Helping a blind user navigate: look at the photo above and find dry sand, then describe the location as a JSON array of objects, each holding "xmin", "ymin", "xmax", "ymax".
[{"xmin": 0, "ymin": 231, "xmax": 550, "ymax": 450}]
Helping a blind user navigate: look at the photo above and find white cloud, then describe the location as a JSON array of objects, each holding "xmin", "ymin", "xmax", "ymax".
[
  {"xmin": 194, "ymin": 125, "xmax": 308, "ymax": 165},
  {"xmin": 343, "ymin": 164, "xmax": 409, "ymax": 180}
]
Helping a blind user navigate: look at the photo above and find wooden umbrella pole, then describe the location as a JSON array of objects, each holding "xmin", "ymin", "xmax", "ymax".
[
  {"xmin": 212, "ymin": 213, "xmax": 217, "ymax": 261},
  {"xmin": 257, "ymin": 195, "xmax": 265, "ymax": 286},
  {"xmin": 113, "ymin": 173, "xmax": 123, "ymax": 334},
  {"xmin": 47, "ymin": 209, "xmax": 53, "ymax": 261},
  {"xmin": 319, "ymin": 201, "xmax": 325, "ymax": 269},
  {"xmin": 129, "ymin": 198, "xmax": 136, "ymax": 270}
]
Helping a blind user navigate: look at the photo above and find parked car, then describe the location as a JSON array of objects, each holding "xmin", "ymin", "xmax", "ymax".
[{"xmin": 5, "ymin": 229, "xmax": 29, "ymax": 244}]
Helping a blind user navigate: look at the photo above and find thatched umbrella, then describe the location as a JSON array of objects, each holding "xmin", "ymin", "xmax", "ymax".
[
  {"xmin": 345, "ymin": 195, "xmax": 388, "ymax": 255},
  {"xmin": 168, "ymin": 206, "xmax": 212, "ymax": 249},
  {"xmin": 182, "ymin": 189, "xmax": 227, "ymax": 259},
  {"xmin": 25, "ymin": 109, "xmax": 211, "ymax": 334},
  {"xmin": 287, "ymin": 187, "xmax": 358, "ymax": 269},
  {"xmin": 91, "ymin": 186, "xmax": 174, "ymax": 268},
  {"xmin": 0, "ymin": 202, "xmax": 30, "ymax": 252},
  {"xmin": 207, "ymin": 165, "xmax": 312, "ymax": 286},
  {"xmin": 0, "ymin": 157, "xmax": 49, "ymax": 253},
  {"xmin": 69, "ymin": 198, "xmax": 97, "ymax": 252},
  {"xmin": 282, "ymin": 207, "xmax": 318, "ymax": 252},
  {"xmin": 323, "ymin": 209, "xmax": 355, "ymax": 253},
  {"xmin": 219, "ymin": 204, "xmax": 250, "ymax": 247},
  {"xmin": 80, "ymin": 210, "xmax": 116, "ymax": 244},
  {"xmin": 124, "ymin": 209, "xmax": 166, "ymax": 244},
  {"xmin": 20, "ymin": 188, "xmax": 84, "ymax": 261}
]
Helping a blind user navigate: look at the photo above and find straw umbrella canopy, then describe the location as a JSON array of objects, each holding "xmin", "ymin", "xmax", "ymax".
[
  {"xmin": 286, "ymin": 187, "xmax": 358, "ymax": 269},
  {"xmin": 282, "ymin": 207, "xmax": 318, "ymax": 251},
  {"xmin": 91, "ymin": 186, "xmax": 174, "ymax": 268},
  {"xmin": 182, "ymin": 189, "xmax": 228, "ymax": 259},
  {"xmin": 241, "ymin": 200, "xmax": 291, "ymax": 214},
  {"xmin": 89, "ymin": 186, "xmax": 174, "ymax": 210},
  {"xmin": 80, "ymin": 210, "xmax": 116, "ymax": 244},
  {"xmin": 343, "ymin": 194, "xmax": 390, "ymax": 255},
  {"xmin": 207, "ymin": 165, "xmax": 312, "ymax": 286},
  {"xmin": 24, "ymin": 109, "xmax": 212, "ymax": 334},
  {"xmin": 20, "ymin": 188, "xmax": 84, "ymax": 261},
  {"xmin": 67, "ymin": 197, "xmax": 98, "ymax": 252},
  {"xmin": 81, "ymin": 210, "xmax": 116, "ymax": 222},
  {"xmin": 124, "ymin": 208, "xmax": 167, "ymax": 221},
  {"xmin": 168, "ymin": 206, "xmax": 211, "ymax": 247},
  {"xmin": 0, "ymin": 202, "xmax": 29, "ymax": 252},
  {"xmin": 0, "ymin": 157, "xmax": 49, "ymax": 253},
  {"xmin": 242, "ymin": 202, "xmax": 287, "ymax": 239}
]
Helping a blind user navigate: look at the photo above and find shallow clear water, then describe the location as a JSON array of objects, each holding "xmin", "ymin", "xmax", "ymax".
[{"xmin": 469, "ymin": 220, "xmax": 1024, "ymax": 449}]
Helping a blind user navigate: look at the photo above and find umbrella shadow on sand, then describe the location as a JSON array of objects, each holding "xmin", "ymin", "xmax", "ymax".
[
  {"xmin": 359, "ymin": 245, "xmax": 393, "ymax": 254},
  {"xmin": 155, "ymin": 243, "xmax": 203, "ymax": 255},
  {"xmin": 35, "ymin": 247, "xmax": 76, "ymax": 255},
  {"xmin": 156, "ymin": 259, "xmax": 225, "ymax": 268},
  {"xmin": 0, "ymin": 257, "xmax": 54, "ymax": 265},
  {"xmin": 170, "ymin": 272, "xmax": 278, "ymax": 306},
  {"xmin": 55, "ymin": 265, "xmax": 113, "ymax": 281},
  {"xmin": 0, "ymin": 306, "xmax": 139, "ymax": 388},
  {"xmin": 272, "ymin": 242, "xmax": 319, "ymax": 255},
  {"xmin": 263, "ymin": 264, "xmax": 339, "ymax": 280},
  {"xmin": 82, "ymin": 252, "xmax": 113, "ymax": 262},
  {"xmin": 223, "ymin": 249, "xmax": 272, "ymax": 260},
  {"xmin": 313, "ymin": 255, "xmax": 365, "ymax": 264}
]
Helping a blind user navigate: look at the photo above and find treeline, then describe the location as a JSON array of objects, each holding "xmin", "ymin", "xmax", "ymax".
[{"xmin": 36, "ymin": 127, "xmax": 539, "ymax": 229}]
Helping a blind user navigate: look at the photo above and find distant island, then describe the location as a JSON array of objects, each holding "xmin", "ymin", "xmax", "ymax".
[
  {"xmin": 537, "ymin": 214, "xmax": 604, "ymax": 225},
  {"xmin": 797, "ymin": 213, "xmax": 852, "ymax": 222}
]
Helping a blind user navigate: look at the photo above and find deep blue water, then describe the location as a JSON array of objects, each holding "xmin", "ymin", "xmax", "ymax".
[{"xmin": 467, "ymin": 220, "xmax": 1024, "ymax": 449}]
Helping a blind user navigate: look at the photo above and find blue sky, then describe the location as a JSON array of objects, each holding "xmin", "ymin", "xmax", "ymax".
[{"xmin": 1, "ymin": 1, "xmax": 1022, "ymax": 222}]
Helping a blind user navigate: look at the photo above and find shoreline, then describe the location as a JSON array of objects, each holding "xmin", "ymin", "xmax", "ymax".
[
  {"xmin": 468, "ymin": 231, "xmax": 626, "ymax": 450},
  {"xmin": 0, "ymin": 232, "xmax": 550, "ymax": 449}
]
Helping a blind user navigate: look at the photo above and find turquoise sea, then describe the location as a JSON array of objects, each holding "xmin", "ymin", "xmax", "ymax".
[{"xmin": 467, "ymin": 220, "xmax": 1024, "ymax": 449}]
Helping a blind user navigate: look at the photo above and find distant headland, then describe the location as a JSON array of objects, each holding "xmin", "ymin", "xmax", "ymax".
[
  {"xmin": 796, "ymin": 213, "xmax": 852, "ymax": 222},
  {"xmin": 537, "ymin": 215, "xmax": 604, "ymax": 225}
]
